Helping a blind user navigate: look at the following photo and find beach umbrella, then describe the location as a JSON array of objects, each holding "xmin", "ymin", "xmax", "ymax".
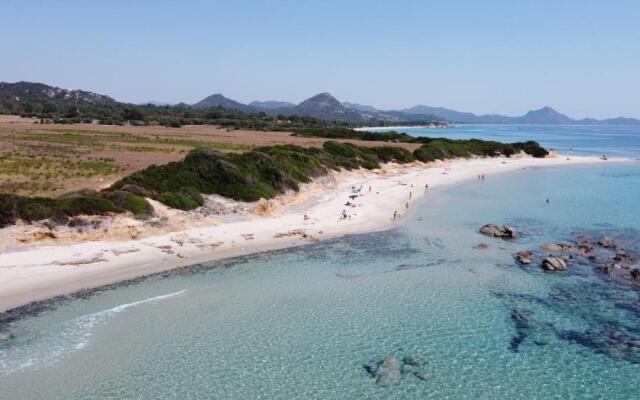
[{"xmin": 349, "ymin": 194, "xmax": 358, "ymax": 199}]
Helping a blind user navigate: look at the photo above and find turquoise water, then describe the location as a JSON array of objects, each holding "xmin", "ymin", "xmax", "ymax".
[
  {"xmin": 1, "ymin": 137, "xmax": 640, "ymax": 398},
  {"xmin": 370, "ymin": 124, "xmax": 640, "ymax": 158}
]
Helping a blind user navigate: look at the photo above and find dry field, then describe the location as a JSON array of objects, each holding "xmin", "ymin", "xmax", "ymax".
[{"xmin": 0, "ymin": 116, "xmax": 419, "ymax": 197}]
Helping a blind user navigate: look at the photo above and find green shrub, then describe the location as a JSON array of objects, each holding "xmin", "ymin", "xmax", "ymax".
[
  {"xmin": 372, "ymin": 146, "xmax": 416, "ymax": 163},
  {"xmin": 124, "ymin": 194, "xmax": 153, "ymax": 215},
  {"xmin": 158, "ymin": 190, "xmax": 203, "ymax": 210},
  {"xmin": 59, "ymin": 196, "xmax": 123, "ymax": 216},
  {"xmin": 0, "ymin": 194, "xmax": 18, "ymax": 227}
]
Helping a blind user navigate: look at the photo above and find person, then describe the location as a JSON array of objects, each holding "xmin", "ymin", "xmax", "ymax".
[
  {"xmin": 425, "ymin": 183, "xmax": 429, "ymax": 189},
  {"xmin": 546, "ymin": 198, "xmax": 550, "ymax": 204},
  {"xmin": 342, "ymin": 210, "xmax": 348, "ymax": 220},
  {"xmin": 405, "ymin": 202, "xmax": 409, "ymax": 209},
  {"xmin": 393, "ymin": 210, "xmax": 398, "ymax": 220},
  {"xmin": 304, "ymin": 213, "xmax": 309, "ymax": 221},
  {"xmin": 369, "ymin": 185, "xmax": 372, "ymax": 192},
  {"xmin": 409, "ymin": 191, "xmax": 412, "ymax": 199}
]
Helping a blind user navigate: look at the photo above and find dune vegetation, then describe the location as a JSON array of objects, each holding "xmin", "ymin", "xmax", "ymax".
[{"xmin": 0, "ymin": 138, "xmax": 547, "ymax": 227}]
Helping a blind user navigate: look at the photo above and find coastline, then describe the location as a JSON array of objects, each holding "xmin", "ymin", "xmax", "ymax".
[
  {"xmin": 0, "ymin": 155, "xmax": 627, "ymax": 312},
  {"xmin": 354, "ymin": 124, "xmax": 448, "ymax": 131}
]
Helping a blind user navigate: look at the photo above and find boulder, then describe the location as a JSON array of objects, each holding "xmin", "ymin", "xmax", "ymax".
[
  {"xmin": 516, "ymin": 250, "xmax": 533, "ymax": 264},
  {"xmin": 374, "ymin": 357, "xmax": 403, "ymax": 386},
  {"xmin": 541, "ymin": 256, "xmax": 567, "ymax": 271},
  {"xmin": 479, "ymin": 224, "xmax": 518, "ymax": 240},
  {"xmin": 516, "ymin": 251, "xmax": 533, "ymax": 263}
]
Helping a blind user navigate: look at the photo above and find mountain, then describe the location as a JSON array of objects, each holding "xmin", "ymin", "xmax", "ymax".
[
  {"xmin": 0, "ymin": 81, "xmax": 117, "ymax": 107},
  {"xmin": 402, "ymin": 104, "xmax": 640, "ymax": 126},
  {"xmin": 249, "ymin": 100, "xmax": 295, "ymax": 109},
  {"xmin": 191, "ymin": 93, "xmax": 257, "ymax": 112},
  {"xmin": 402, "ymin": 105, "xmax": 488, "ymax": 124},
  {"xmin": 518, "ymin": 107, "xmax": 574, "ymax": 124},
  {"xmin": 343, "ymin": 102, "xmax": 379, "ymax": 113},
  {"xmin": 287, "ymin": 93, "xmax": 365, "ymax": 122}
]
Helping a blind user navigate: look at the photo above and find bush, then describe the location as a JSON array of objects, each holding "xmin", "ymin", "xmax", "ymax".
[
  {"xmin": 372, "ymin": 146, "xmax": 416, "ymax": 163},
  {"xmin": 0, "ymin": 194, "xmax": 18, "ymax": 227},
  {"xmin": 158, "ymin": 190, "xmax": 203, "ymax": 210},
  {"xmin": 125, "ymin": 194, "xmax": 153, "ymax": 215},
  {"xmin": 59, "ymin": 196, "xmax": 123, "ymax": 216}
]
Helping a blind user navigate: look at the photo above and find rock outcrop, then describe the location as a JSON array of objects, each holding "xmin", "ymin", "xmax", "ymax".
[
  {"xmin": 479, "ymin": 224, "xmax": 518, "ymax": 239},
  {"xmin": 541, "ymin": 256, "xmax": 567, "ymax": 271},
  {"xmin": 516, "ymin": 250, "xmax": 533, "ymax": 264}
]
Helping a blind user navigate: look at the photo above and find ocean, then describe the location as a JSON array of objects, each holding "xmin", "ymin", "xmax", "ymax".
[{"xmin": 1, "ymin": 125, "xmax": 639, "ymax": 399}]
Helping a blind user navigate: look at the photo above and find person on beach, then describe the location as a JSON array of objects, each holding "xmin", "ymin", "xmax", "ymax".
[
  {"xmin": 405, "ymin": 202, "xmax": 409, "ymax": 209},
  {"xmin": 369, "ymin": 185, "xmax": 372, "ymax": 192},
  {"xmin": 393, "ymin": 210, "xmax": 398, "ymax": 220},
  {"xmin": 425, "ymin": 183, "xmax": 429, "ymax": 189},
  {"xmin": 304, "ymin": 213, "xmax": 309, "ymax": 221},
  {"xmin": 409, "ymin": 191, "xmax": 412, "ymax": 199}
]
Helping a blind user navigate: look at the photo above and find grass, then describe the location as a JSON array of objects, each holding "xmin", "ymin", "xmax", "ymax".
[{"xmin": 0, "ymin": 155, "xmax": 121, "ymax": 195}]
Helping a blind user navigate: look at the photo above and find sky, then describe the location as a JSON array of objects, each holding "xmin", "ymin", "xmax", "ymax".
[{"xmin": 1, "ymin": 0, "xmax": 639, "ymax": 119}]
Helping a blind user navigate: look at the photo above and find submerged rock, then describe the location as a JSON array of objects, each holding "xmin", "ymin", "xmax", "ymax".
[
  {"xmin": 403, "ymin": 356, "xmax": 425, "ymax": 367},
  {"xmin": 540, "ymin": 243, "xmax": 574, "ymax": 252},
  {"xmin": 613, "ymin": 251, "xmax": 634, "ymax": 263},
  {"xmin": 479, "ymin": 224, "xmax": 518, "ymax": 240},
  {"xmin": 414, "ymin": 372, "xmax": 431, "ymax": 381},
  {"xmin": 374, "ymin": 357, "xmax": 403, "ymax": 386},
  {"xmin": 474, "ymin": 243, "xmax": 489, "ymax": 250},
  {"xmin": 516, "ymin": 250, "xmax": 533, "ymax": 264},
  {"xmin": 598, "ymin": 236, "xmax": 616, "ymax": 248},
  {"xmin": 541, "ymin": 256, "xmax": 567, "ymax": 271}
]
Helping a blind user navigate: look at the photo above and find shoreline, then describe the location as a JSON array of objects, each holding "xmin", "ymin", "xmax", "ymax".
[
  {"xmin": 0, "ymin": 155, "xmax": 629, "ymax": 312},
  {"xmin": 354, "ymin": 124, "xmax": 449, "ymax": 131}
]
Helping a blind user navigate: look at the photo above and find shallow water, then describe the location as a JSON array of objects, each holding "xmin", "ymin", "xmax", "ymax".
[{"xmin": 1, "ymin": 163, "xmax": 640, "ymax": 399}]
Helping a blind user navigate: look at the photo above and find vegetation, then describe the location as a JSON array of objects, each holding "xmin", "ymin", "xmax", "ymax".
[
  {"xmin": 0, "ymin": 94, "xmax": 353, "ymax": 131},
  {"xmin": 0, "ymin": 136, "xmax": 548, "ymax": 226},
  {"xmin": 294, "ymin": 127, "xmax": 549, "ymax": 158}
]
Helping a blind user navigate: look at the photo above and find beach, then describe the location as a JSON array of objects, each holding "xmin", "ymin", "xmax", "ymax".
[{"xmin": 0, "ymin": 154, "xmax": 619, "ymax": 312}]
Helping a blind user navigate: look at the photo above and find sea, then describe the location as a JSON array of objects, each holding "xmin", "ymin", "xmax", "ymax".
[{"xmin": 1, "ymin": 125, "xmax": 639, "ymax": 399}]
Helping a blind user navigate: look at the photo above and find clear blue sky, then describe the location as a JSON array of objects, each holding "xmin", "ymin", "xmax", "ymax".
[{"xmin": 1, "ymin": 0, "xmax": 639, "ymax": 118}]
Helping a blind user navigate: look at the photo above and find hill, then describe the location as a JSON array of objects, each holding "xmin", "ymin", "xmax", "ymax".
[
  {"xmin": 191, "ymin": 93, "xmax": 257, "ymax": 113},
  {"xmin": 0, "ymin": 81, "xmax": 117, "ymax": 107}
]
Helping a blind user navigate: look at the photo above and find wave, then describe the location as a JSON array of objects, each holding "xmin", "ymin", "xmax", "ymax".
[{"xmin": 0, "ymin": 290, "xmax": 187, "ymax": 376}]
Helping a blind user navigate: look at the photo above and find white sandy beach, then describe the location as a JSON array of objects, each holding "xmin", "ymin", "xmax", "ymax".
[{"xmin": 0, "ymin": 155, "xmax": 624, "ymax": 312}]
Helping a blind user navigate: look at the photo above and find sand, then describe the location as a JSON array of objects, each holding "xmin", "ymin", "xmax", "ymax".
[{"xmin": 0, "ymin": 154, "xmax": 625, "ymax": 312}]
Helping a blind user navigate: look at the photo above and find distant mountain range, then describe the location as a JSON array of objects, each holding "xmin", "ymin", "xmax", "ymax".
[
  {"xmin": 1, "ymin": 81, "xmax": 639, "ymax": 126},
  {"xmin": 399, "ymin": 104, "xmax": 640, "ymax": 125}
]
